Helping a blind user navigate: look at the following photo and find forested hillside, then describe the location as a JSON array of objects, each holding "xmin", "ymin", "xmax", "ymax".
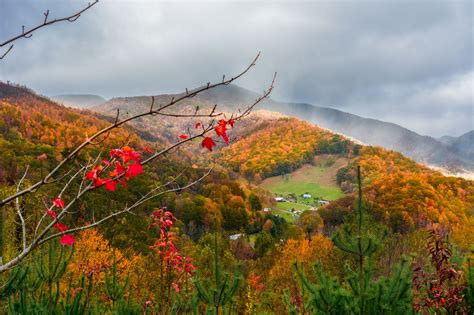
[
  {"xmin": 221, "ymin": 118, "xmax": 352, "ymax": 181},
  {"xmin": 0, "ymin": 82, "xmax": 473, "ymax": 314},
  {"xmin": 336, "ymin": 147, "xmax": 474, "ymax": 239},
  {"xmin": 222, "ymin": 116, "xmax": 474, "ymax": 248}
]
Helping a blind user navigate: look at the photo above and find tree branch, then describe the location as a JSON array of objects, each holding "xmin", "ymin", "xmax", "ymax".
[
  {"xmin": 0, "ymin": 1, "xmax": 99, "ymax": 60},
  {"xmin": 0, "ymin": 52, "xmax": 263, "ymax": 207}
]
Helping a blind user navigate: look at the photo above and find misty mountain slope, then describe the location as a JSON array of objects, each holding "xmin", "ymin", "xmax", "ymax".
[
  {"xmin": 188, "ymin": 85, "xmax": 474, "ymax": 172},
  {"xmin": 450, "ymin": 131, "xmax": 474, "ymax": 161},
  {"xmin": 437, "ymin": 135, "xmax": 456, "ymax": 146},
  {"xmin": 52, "ymin": 94, "xmax": 107, "ymax": 109},
  {"xmin": 92, "ymin": 84, "xmax": 473, "ymax": 173},
  {"xmin": 91, "ymin": 92, "xmax": 283, "ymax": 145}
]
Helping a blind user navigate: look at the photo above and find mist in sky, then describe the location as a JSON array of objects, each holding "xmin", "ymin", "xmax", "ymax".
[{"xmin": 0, "ymin": 0, "xmax": 472, "ymax": 137}]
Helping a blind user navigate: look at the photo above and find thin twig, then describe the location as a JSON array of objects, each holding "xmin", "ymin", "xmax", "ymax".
[
  {"xmin": 0, "ymin": 52, "xmax": 262, "ymax": 207},
  {"xmin": 0, "ymin": 1, "xmax": 99, "ymax": 59}
]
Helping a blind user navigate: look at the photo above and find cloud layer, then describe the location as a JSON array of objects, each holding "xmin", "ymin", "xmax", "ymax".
[{"xmin": 0, "ymin": 0, "xmax": 472, "ymax": 137}]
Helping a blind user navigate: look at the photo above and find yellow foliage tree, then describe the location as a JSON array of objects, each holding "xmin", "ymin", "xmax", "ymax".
[
  {"xmin": 62, "ymin": 229, "xmax": 141, "ymax": 299},
  {"xmin": 266, "ymin": 235, "xmax": 338, "ymax": 313}
]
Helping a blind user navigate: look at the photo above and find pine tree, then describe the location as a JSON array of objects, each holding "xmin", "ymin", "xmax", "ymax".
[
  {"xmin": 293, "ymin": 165, "xmax": 414, "ymax": 314},
  {"xmin": 103, "ymin": 250, "xmax": 139, "ymax": 315},
  {"xmin": 194, "ymin": 233, "xmax": 242, "ymax": 314},
  {"xmin": 293, "ymin": 262, "xmax": 350, "ymax": 314}
]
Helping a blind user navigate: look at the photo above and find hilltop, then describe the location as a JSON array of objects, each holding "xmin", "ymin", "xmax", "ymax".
[
  {"xmin": 93, "ymin": 84, "xmax": 474, "ymax": 174},
  {"xmin": 51, "ymin": 94, "xmax": 107, "ymax": 109}
]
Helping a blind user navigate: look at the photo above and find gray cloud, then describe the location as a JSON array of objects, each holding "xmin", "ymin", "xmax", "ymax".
[{"xmin": 0, "ymin": 0, "xmax": 472, "ymax": 137}]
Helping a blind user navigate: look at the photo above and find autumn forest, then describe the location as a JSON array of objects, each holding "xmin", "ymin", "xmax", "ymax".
[{"xmin": 1, "ymin": 1, "xmax": 474, "ymax": 314}]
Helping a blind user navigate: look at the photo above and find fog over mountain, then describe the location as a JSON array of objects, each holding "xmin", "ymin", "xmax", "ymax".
[
  {"xmin": 1, "ymin": 0, "xmax": 472, "ymax": 137},
  {"xmin": 51, "ymin": 94, "xmax": 106, "ymax": 109},
  {"xmin": 92, "ymin": 84, "xmax": 474, "ymax": 174}
]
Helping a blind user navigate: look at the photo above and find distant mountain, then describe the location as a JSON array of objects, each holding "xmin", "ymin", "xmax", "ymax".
[
  {"xmin": 92, "ymin": 84, "xmax": 474, "ymax": 173},
  {"xmin": 191, "ymin": 85, "xmax": 474, "ymax": 173},
  {"xmin": 448, "ymin": 131, "xmax": 474, "ymax": 161},
  {"xmin": 437, "ymin": 135, "xmax": 457, "ymax": 146},
  {"xmin": 51, "ymin": 94, "xmax": 106, "ymax": 108}
]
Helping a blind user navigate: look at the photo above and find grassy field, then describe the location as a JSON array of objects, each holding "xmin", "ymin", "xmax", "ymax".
[
  {"xmin": 275, "ymin": 202, "xmax": 311, "ymax": 211},
  {"xmin": 262, "ymin": 181, "xmax": 344, "ymax": 201},
  {"xmin": 259, "ymin": 155, "xmax": 347, "ymax": 201},
  {"xmin": 259, "ymin": 156, "xmax": 347, "ymax": 223},
  {"xmin": 272, "ymin": 208, "xmax": 299, "ymax": 223}
]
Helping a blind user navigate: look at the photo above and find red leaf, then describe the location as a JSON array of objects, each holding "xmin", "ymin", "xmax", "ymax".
[
  {"xmin": 53, "ymin": 197, "xmax": 65, "ymax": 209},
  {"xmin": 118, "ymin": 179, "xmax": 128, "ymax": 189},
  {"xmin": 60, "ymin": 234, "xmax": 75, "ymax": 246},
  {"xmin": 143, "ymin": 146, "xmax": 153, "ymax": 154},
  {"xmin": 126, "ymin": 163, "xmax": 143, "ymax": 179},
  {"xmin": 115, "ymin": 161, "xmax": 125, "ymax": 175},
  {"xmin": 110, "ymin": 148, "xmax": 122, "ymax": 159},
  {"xmin": 179, "ymin": 134, "xmax": 189, "ymax": 140},
  {"xmin": 46, "ymin": 209, "xmax": 57, "ymax": 218},
  {"xmin": 105, "ymin": 180, "xmax": 117, "ymax": 192},
  {"xmin": 228, "ymin": 119, "xmax": 235, "ymax": 127},
  {"xmin": 201, "ymin": 137, "xmax": 216, "ymax": 151},
  {"xmin": 94, "ymin": 178, "xmax": 106, "ymax": 187},
  {"xmin": 86, "ymin": 170, "xmax": 96, "ymax": 180},
  {"xmin": 171, "ymin": 283, "xmax": 180, "ymax": 292},
  {"xmin": 195, "ymin": 122, "xmax": 202, "ymax": 129},
  {"xmin": 54, "ymin": 223, "xmax": 68, "ymax": 232},
  {"xmin": 214, "ymin": 124, "xmax": 229, "ymax": 144}
]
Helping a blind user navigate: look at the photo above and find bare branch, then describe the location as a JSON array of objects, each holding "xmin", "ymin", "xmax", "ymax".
[
  {"xmin": 0, "ymin": 0, "xmax": 99, "ymax": 59},
  {"xmin": 0, "ymin": 45, "xmax": 13, "ymax": 60},
  {"xmin": 0, "ymin": 52, "xmax": 263, "ymax": 207},
  {"xmin": 39, "ymin": 168, "xmax": 213, "ymax": 246},
  {"xmin": 15, "ymin": 166, "xmax": 29, "ymax": 250}
]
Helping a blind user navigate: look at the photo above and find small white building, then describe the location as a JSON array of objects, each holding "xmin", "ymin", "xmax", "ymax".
[
  {"xmin": 302, "ymin": 193, "xmax": 312, "ymax": 199},
  {"xmin": 319, "ymin": 200, "xmax": 330, "ymax": 205},
  {"xmin": 229, "ymin": 233, "xmax": 243, "ymax": 241},
  {"xmin": 263, "ymin": 208, "xmax": 271, "ymax": 212},
  {"xmin": 275, "ymin": 197, "xmax": 286, "ymax": 202}
]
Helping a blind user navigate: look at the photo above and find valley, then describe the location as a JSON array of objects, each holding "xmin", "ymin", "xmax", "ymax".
[
  {"xmin": 259, "ymin": 155, "xmax": 347, "ymax": 221},
  {"xmin": 0, "ymin": 82, "xmax": 473, "ymax": 313},
  {"xmin": 1, "ymin": 1, "xmax": 473, "ymax": 312}
]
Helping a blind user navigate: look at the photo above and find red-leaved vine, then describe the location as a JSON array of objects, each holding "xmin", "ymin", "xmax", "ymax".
[
  {"xmin": 148, "ymin": 209, "xmax": 195, "ymax": 312},
  {"xmin": 413, "ymin": 227, "xmax": 469, "ymax": 313}
]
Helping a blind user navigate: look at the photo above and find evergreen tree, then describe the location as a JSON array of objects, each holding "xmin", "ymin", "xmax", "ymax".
[
  {"xmin": 293, "ymin": 166, "xmax": 414, "ymax": 314},
  {"xmin": 194, "ymin": 233, "xmax": 242, "ymax": 314}
]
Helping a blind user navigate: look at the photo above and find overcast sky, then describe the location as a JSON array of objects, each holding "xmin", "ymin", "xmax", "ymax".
[{"xmin": 0, "ymin": 0, "xmax": 472, "ymax": 137}]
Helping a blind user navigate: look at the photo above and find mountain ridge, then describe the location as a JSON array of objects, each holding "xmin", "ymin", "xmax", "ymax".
[
  {"xmin": 93, "ymin": 84, "xmax": 473, "ymax": 174},
  {"xmin": 52, "ymin": 94, "xmax": 107, "ymax": 109}
]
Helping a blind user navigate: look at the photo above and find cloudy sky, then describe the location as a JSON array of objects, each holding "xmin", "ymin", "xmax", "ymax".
[{"xmin": 0, "ymin": 0, "xmax": 472, "ymax": 137}]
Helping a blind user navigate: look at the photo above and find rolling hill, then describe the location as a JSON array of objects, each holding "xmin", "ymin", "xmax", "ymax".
[
  {"xmin": 220, "ymin": 116, "xmax": 473, "ymax": 233},
  {"xmin": 92, "ymin": 84, "xmax": 474, "ymax": 174},
  {"xmin": 438, "ymin": 130, "xmax": 474, "ymax": 162}
]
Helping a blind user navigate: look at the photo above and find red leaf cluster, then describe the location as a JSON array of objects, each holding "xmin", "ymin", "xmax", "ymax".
[
  {"xmin": 45, "ymin": 197, "xmax": 75, "ymax": 246},
  {"xmin": 148, "ymin": 209, "xmax": 196, "ymax": 292},
  {"xmin": 413, "ymin": 227, "xmax": 468, "ymax": 313},
  {"xmin": 200, "ymin": 119, "xmax": 236, "ymax": 151},
  {"xmin": 201, "ymin": 137, "xmax": 216, "ymax": 151},
  {"xmin": 85, "ymin": 146, "xmax": 145, "ymax": 191}
]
